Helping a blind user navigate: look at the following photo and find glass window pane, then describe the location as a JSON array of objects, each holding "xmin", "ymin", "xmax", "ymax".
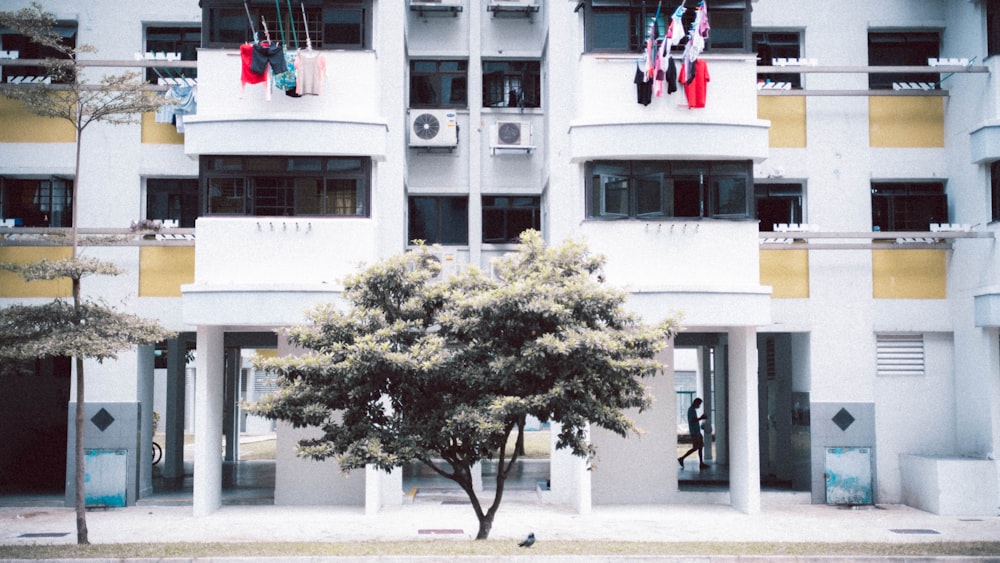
[
  {"xmin": 439, "ymin": 197, "xmax": 468, "ymax": 244},
  {"xmin": 637, "ymin": 175, "xmax": 664, "ymax": 216},
  {"xmin": 592, "ymin": 12, "xmax": 630, "ymax": 50},
  {"xmin": 602, "ymin": 177, "xmax": 629, "ymax": 216},
  {"xmin": 482, "ymin": 208, "xmax": 506, "ymax": 242},
  {"xmin": 671, "ymin": 177, "xmax": 701, "ymax": 217},
  {"xmin": 713, "ymin": 176, "xmax": 748, "ymax": 216}
]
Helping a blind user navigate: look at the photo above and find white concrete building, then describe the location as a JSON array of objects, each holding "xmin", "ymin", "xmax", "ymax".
[{"xmin": 1, "ymin": 0, "xmax": 998, "ymax": 518}]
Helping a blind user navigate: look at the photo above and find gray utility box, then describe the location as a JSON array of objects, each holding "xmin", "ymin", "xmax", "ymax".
[
  {"xmin": 84, "ymin": 449, "xmax": 127, "ymax": 508},
  {"xmin": 824, "ymin": 446, "xmax": 873, "ymax": 505}
]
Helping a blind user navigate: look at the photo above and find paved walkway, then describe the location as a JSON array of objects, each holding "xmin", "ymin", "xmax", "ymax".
[{"xmin": 3, "ymin": 495, "xmax": 999, "ymax": 548}]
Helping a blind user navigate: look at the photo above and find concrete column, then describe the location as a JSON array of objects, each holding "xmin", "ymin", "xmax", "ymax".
[
  {"xmin": 223, "ymin": 347, "xmax": 239, "ymax": 462},
  {"xmin": 700, "ymin": 347, "xmax": 714, "ymax": 462},
  {"xmin": 193, "ymin": 325, "xmax": 224, "ymax": 516},
  {"xmin": 547, "ymin": 421, "xmax": 591, "ymax": 513},
  {"xmin": 163, "ymin": 337, "xmax": 186, "ymax": 480},
  {"xmin": 137, "ymin": 344, "xmax": 155, "ymax": 499},
  {"xmin": 728, "ymin": 326, "xmax": 761, "ymax": 514}
]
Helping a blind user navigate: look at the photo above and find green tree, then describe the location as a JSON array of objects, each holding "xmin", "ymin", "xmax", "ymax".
[
  {"xmin": 250, "ymin": 231, "xmax": 677, "ymax": 539},
  {"xmin": 0, "ymin": 3, "xmax": 173, "ymax": 545}
]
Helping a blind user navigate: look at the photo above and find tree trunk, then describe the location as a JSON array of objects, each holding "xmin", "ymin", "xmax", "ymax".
[
  {"xmin": 475, "ymin": 515, "xmax": 493, "ymax": 540},
  {"xmin": 72, "ymin": 276, "xmax": 88, "ymax": 544},
  {"xmin": 514, "ymin": 417, "xmax": 526, "ymax": 457}
]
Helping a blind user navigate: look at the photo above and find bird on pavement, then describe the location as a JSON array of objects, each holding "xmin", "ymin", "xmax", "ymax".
[{"xmin": 518, "ymin": 532, "xmax": 535, "ymax": 548}]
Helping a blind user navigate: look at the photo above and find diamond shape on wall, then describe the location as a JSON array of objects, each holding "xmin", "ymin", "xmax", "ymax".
[
  {"xmin": 91, "ymin": 408, "xmax": 115, "ymax": 432},
  {"xmin": 832, "ymin": 408, "xmax": 855, "ymax": 431}
]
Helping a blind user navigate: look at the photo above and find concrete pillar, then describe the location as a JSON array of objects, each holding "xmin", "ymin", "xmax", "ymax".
[
  {"xmin": 137, "ymin": 344, "xmax": 155, "ymax": 499},
  {"xmin": 223, "ymin": 347, "xmax": 239, "ymax": 462},
  {"xmin": 193, "ymin": 325, "xmax": 224, "ymax": 516},
  {"xmin": 700, "ymin": 347, "xmax": 714, "ymax": 462},
  {"xmin": 163, "ymin": 337, "xmax": 186, "ymax": 480},
  {"xmin": 728, "ymin": 326, "xmax": 761, "ymax": 514}
]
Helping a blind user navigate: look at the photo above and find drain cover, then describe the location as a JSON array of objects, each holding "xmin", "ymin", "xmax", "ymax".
[
  {"xmin": 890, "ymin": 529, "xmax": 940, "ymax": 535},
  {"xmin": 418, "ymin": 529, "xmax": 464, "ymax": 535},
  {"xmin": 18, "ymin": 533, "xmax": 70, "ymax": 538}
]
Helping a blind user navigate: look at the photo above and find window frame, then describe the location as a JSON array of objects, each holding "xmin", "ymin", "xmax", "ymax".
[
  {"xmin": 482, "ymin": 60, "xmax": 542, "ymax": 109},
  {"xmin": 200, "ymin": 156, "xmax": 371, "ymax": 218},
  {"xmin": 481, "ymin": 195, "xmax": 542, "ymax": 243},
  {"xmin": 870, "ymin": 181, "xmax": 947, "ymax": 231},
  {"xmin": 990, "ymin": 161, "xmax": 1000, "ymax": 223},
  {"xmin": 408, "ymin": 196, "xmax": 469, "ymax": 245},
  {"xmin": 0, "ymin": 176, "xmax": 74, "ymax": 227},
  {"xmin": 409, "ymin": 59, "xmax": 469, "ymax": 109},
  {"xmin": 868, "ymin": 30, "xmax": 940, "ymax": 90},
  {"xmin": 200, "ymin": 0, "xmax": 371, "ymax": 50},
  {"xmin": 754, "ymin": 183, "xmax": 804, "ymax": 231},
  {"xmin": 146, "ymin": 178, "xmax": 199, "ymax": 228},
  {"xmin": 0, "ymin": 22, "xmax": 77, "ymax": 83},
  {"xmin": 752, "ymin": 30, "xmax": 803, "ymax": 89},
  {"xmin": 583, "ymin": 0, "xmax": 752, "ymax": 54},
  {"xmin": 144, "ymin": 25, "xmax": 200, "ymax": 83},
  {"xmin": 587, "ymin": 160, "xmax": 754, "ymax": 220}
]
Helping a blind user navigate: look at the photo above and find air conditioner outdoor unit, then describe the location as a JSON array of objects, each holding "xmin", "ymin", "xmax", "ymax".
[
  {"xmin": 409, "ymin": 110, "xmax": 458, "ymax": 148},
  {"xmin": 491, "ymin": 121, "xmax": 533, "ymax": 152}
]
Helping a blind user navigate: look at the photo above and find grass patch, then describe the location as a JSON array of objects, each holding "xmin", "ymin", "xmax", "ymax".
[{"xmin": 2, "ymin": 540, "xmax": 999, "ymax": 559}]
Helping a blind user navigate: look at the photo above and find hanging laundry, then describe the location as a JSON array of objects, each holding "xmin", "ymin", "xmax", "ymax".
[
  {"xmin": 666, "ymin": 4, "xmax": 686, "ymax": 47},
  {"xmin": 155, "ymin": 85, "xmax": 197, "ymax": 133},
  {"xmin": 634, "ymin": 63, "xmax": 653, "ymax": 106},
  {"xmin": 294, "ymin": 50, "xmax": 326, "ymax": 96},
  {"xmin": 250, "ymin": 41, "xmax": 288, "ymax": 76},
  {"xmin": 679, "ymin": 58, "xmax": 709, "ymax": 108},
  {"xmin": 273, "ymin": 50, "xmax": 298, "ymax": 94},
  {"xmin": 665, "ymin": 56, "xmax": 678, "ymax": 94}
]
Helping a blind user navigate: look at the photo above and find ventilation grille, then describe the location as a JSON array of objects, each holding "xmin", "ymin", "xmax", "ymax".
[{"xmin": 876, "ymin": 334, "xmax": 925, "ymax": 376}]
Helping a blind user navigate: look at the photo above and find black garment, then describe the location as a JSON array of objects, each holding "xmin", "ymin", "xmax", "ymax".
[
  {"xmin": 250, "ymin": 42, "xmax": 288, "ymax": 75},
  {"xmin": 634, "ymin": 66, "xmax": 652, "ymax": 106},
  {"xmin": 665, "ymin": 56, "xmax": 678, "ymax": 94}
]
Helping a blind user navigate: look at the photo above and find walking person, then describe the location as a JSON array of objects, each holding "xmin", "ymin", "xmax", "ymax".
[{"xmin": 678, "ymin": 397, "xmax": 710, "ymax": 470}]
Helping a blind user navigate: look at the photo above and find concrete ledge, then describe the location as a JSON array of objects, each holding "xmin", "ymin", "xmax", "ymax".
[{"xmin": 899, "ymin": 454, "xmax": 998, "ymax": 516}]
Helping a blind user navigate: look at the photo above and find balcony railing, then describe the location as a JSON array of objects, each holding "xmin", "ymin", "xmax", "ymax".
[{"xmin": 0, "ymin": 227, "xmax": 195, "ymax": 246}]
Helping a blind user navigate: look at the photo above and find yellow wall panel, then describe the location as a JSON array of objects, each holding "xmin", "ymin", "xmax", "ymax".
[
  {"xmin": 872, "ymin": 249, "xmax": 946, "ymax": 299},
  {"xmin": 760, "ymin": 249, "xmax": 810, "ymax": 298},
  {"xmin": 0, "ymin": 97, "xmax": 75, "ymax": 143},
  {"xmin": 139, "ymin": 247, "xmax": 195, "ymax": 297},
  {"xmin": 869, "ymin": 96, "xmax": 944, "ymax": 148},
  {"xmin": 758, "ymin": 96, "xmax": 806, "ymax": 148},
  {"xmin": 0, "ymin": 247, "xmax": 73, "ymax": 298},
  {"xmin": 141, "ymin": 111, "xmax": 185, "ymax": 144}
]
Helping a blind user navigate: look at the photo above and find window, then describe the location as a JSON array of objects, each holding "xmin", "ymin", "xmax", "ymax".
[
  {"xmin": 992, "ymin": 161, "xmax": 1000, "ymax": 222},
  {"xmin": 408, "ymin": 196, "xmax": 468, "ymax": 245},
  {"xmin": 482, "ymin": 196, "xmax": 541, "ymax": 243},
  {"xmin": 201, "ymin": 0, "xmax": 371, "ymax": 49},
  {"xmin": 146, "ymin": 179, "xmax": 199, "ymax": 227},
  {"xmin": 482, "ymin": 61, "xmax": 541, "ymax": 109},
  {"xmin": 583, "ymin": 0, "xmax": 751, "ymax": 53},
  {"xmin": 144, "ymin": 26, "xmax": 200, "ymax": 83},
  {"xmin": 201, "ymin": 156, "xmax": 370, "ymax": 217},
  {"xmin": 0, "ymin": 23, "xmax": 76, "ymax": 83},
  {"xmin": 410, "ymin": 60, "xmax": 468, "ymax": 108},
  {"xmin": 0, "ymin": 177, "xmax": 73, "ymax": 227},
  {"xmin": 871, "ymin": 182, "xmax": 947, "ymax": 231},
  {"xmin": 868, "ymin": 31, "xmax": 939, "ymax": 89},
  {"xmin": 755, "ymin": 183, "xmax": 803, "ymax": 231},
  {"xmin": 752, "ymin": 31, "xmax": 802, "ymax": 89},
  {"xmin": 588, "ymin": 161, "xmax": 752, "ymax": 220},
  {"xmin": 990, "ymin": 2, "xmax": 1000, "ymax": 58}
]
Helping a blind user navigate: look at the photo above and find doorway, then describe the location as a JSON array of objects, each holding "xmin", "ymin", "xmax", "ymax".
[
  {"xmin": 757, "ymin": 332, "xmax": 811, "ymax": 491},
  {"xmin": 675, "ymin": 332, "xmax": 729, "ymax": 490}
]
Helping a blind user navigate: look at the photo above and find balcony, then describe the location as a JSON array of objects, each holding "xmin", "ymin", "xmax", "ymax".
[{"xmin": 182, "ymin": 50, "xmax": 388, "ymax": 159}]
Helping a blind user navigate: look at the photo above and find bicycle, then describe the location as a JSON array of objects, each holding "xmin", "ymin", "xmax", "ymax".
[{"xmin": 152, "ymin": 441, "xmax": 162, "ymax": 465}]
